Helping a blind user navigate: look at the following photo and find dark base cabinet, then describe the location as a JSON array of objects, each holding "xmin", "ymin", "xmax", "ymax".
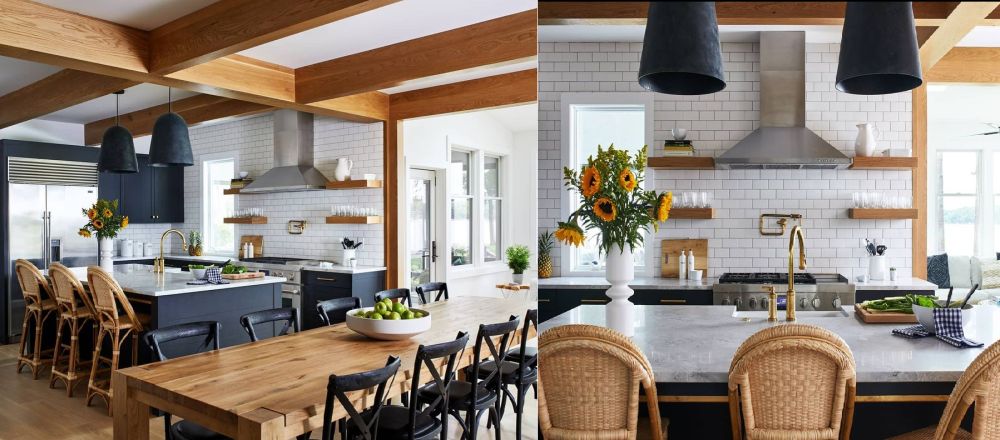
[
  {"xmin": 301, "ymin": 269, "xmax": 386, "ymax": 330},
  {"xmin": 539, "ymin": 288, "xmax": 712, "ymax": 322}
]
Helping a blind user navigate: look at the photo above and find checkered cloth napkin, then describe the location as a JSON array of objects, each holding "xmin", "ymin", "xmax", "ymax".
[
  {"xmin": 892, "ymin": 308, "xmax": 983, "ymax": 348},
  {"xmin": 186, "ymin": 267, "xmax": 229, "ymax": 285}
]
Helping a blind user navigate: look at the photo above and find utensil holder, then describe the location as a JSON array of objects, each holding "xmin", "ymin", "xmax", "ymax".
[
  {"xmin": 869, "ymin": 255, "xmax": 887, "ymax": 281},
  {"xmin": 342, "ymin": 249, "xmax": 356, "ymax": 267}
]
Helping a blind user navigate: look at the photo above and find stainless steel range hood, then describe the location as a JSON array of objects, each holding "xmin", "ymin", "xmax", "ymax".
[
  {"xmin": 715, "ymin": 32, "xmax": 851, "ymax": 170},
  {"xmin": 241, "ymin": 110, "xmax": 330, "ymax": 193}
]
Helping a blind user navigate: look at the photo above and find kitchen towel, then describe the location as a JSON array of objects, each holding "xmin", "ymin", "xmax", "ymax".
[
  {"xmin": 187, "ymin": 267, "xmax": 229, "ymax": 285},
  {"xmin": 891, "ymin": 309, "xmax": 982, "ymax": 348}
]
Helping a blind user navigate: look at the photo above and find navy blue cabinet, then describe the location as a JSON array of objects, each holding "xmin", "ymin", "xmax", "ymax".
[
  {"xmin": 539, "ymin": 288, "xmax": 712, "ymax": 322},
  {"xmin": 301, "ymin": 269, "xmax": 387, "ymax": 330},
  {"xmin": 99, "ymin": 154, "xmax": 183, "ymax": 223}
]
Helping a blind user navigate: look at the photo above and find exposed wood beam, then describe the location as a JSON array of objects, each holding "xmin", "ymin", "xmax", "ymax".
[
  {"xmin": 926, "ymin": 47, "xmax": 1000, "ymax": 82},
  {"xmin": 83, "ymin": 94, "xmax": 272, "ymax": 145},
  {"xmin": 0, "ymin": 70, "xmax": 138, "ymax": 128},
  {"xmin": 389, "ymin": 69, "xmax": 537, "ymax": 120},
  {"xmin": 296, "ymin": 10, "xmax": 537, "ymax": 103},
  {"xmin": 383, "ymin": 119, "xmax": 399, "ymax": 288},
  {"xmin": 916, "ymin": 26, "xmax": 938, "ymax": 47},
  {"xmin": 919, "ymin": 2, "xmax": 1000, "ymax": 71},
  {"xmin": 149, "ymin": 0, "xmax": 397, "ymax": 74},
  {"xmin": 912, "ymin": 85, "xmax": 928, "ymax": 280}
]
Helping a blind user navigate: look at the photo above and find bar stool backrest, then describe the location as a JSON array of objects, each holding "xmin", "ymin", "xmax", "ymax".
[
  {"xmin": 14, "ymin": 259, "xmax": 52, "ymax": 309},
  {"xmin": 86, "ymin": 266, "xmax": 143, "ymax": 332},
  {"xmin": 49, "ymin": 263, "xmax": 95, "ymax": 316},
  {"xmin": 932, "ymin": 339, "xmax": 1000, "ymax": 439}
]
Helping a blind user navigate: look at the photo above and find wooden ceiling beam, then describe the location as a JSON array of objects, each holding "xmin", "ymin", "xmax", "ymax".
[
  {"xmin": 0, "ymin": 70, "xmax": 138, "ymax": 128},
  {"xmin": 149, "ymin": 0, "xmax": 397, "ymax": 74},
  {"xmin": 389, "ymin": 69, "xmax": 537, "ymax": 121},
  {"xmin": 296, "ymin": 10, "xmax": 537, "ymax": 103},
  {"xmin": 919, "ymin": 1, "xmax": 1000, "ymax": 71},
  {"xmin": 926, "ymin": 47, "xmax": 1000, "ymax": 82}
]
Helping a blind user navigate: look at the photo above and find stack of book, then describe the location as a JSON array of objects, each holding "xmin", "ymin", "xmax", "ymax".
[
  {"xmin": 664, "ymin": 140, "xmax": 694, "ymax": 156},
  {"xmin": 230, "ymin": 178, "xmax": 253, "ymax": 189}
]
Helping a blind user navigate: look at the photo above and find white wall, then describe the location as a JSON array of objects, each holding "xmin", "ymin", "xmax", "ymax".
[{"xmin": 0, "ymin": 119, "xmax": 83, "ymax": 145}]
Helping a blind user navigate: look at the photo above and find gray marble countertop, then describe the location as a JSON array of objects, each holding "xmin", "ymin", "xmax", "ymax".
[
  {"xmin": 62, "ymin": 265, "xmax": 285, "ymax": 297},
  {"xmin": 540, "ymin": 304, "xmax": 1000, "ymax": 383},
  {"xmin": 539, "ymin": 276, "xmax": 937, "ymax": 291}
]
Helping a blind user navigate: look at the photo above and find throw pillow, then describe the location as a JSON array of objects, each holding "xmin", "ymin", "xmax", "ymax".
[
  {"xmin": 927, "ymin": 253, "xmax": 951, "ymax": 288},
  {"xmin": 981, "ymin": 260, "xmax": 1000, "ymax": 290}
]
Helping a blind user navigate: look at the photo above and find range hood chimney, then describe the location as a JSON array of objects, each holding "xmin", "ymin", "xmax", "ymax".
[
  {"xmin": 241, "ymin": 110, "xmax": 330, "ymax": 193},
  {"xmin": 715, "ymin": 32, "xmax": 851, "ymax": 170}
]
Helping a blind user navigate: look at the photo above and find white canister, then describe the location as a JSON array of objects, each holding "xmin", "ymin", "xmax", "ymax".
[
  {"xmin": 868, "ymin": 255, "xmax": 888, "ymax": 281},
  {"xmin": 144, "ymin": 243, "xmax": 155, "ymax": 257},
  {"xmin": 134, "ymin": 241, "xmax": 144, "ymax": 257},
  {"xmin": 121, "ymin": 239, "xmax": 133, "ymax": 257}
]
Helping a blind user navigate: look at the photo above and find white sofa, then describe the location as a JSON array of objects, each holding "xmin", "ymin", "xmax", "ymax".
[{"xmin": 936, "ymin": 255, "xmax": 998, "ymax": 304}]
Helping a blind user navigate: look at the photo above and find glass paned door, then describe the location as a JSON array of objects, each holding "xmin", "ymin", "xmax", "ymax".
[{"xmin": 409, "ymin": 169, "xmax": 437, "ymax": 287}]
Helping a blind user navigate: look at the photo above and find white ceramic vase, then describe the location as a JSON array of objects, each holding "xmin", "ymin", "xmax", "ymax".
[
  {"xmin": 855, "ymin": 123, "xmax": 879, "ymax": 157},
  {"xmin": 99, "ymin": 237, "xmax": 114, "ymax": 272},
  {"xmin": 334, "ymin": 158, "xmax": 354, "ymax": 181},
  {"xmin": 605, "ymin": 244, "xmax": 635, "ymax": 337},
  {"xmin": 869, "ymin": 255, "xmax": 887, "ymax": 281}
]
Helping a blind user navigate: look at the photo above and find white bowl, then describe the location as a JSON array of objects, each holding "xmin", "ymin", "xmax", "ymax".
[
  {"xmin": 346, "ymin": 307, "xmax": 432, "ymax": 340},
  {"xmin": 239, "ymin": 171, "xmax": 249, "ymax": 179},
  {"xmin": 190, "ymin": 268, "xmax": 208, "ymax": 279},
  {"xmin": 912, "ymin": 301, "xmax": 973, "ymax": 334}
]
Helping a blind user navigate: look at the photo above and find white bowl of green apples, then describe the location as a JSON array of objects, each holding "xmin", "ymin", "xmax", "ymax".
[{"xmin": 346, "ymin": 298, "xmax": 431, "ymax": 340}]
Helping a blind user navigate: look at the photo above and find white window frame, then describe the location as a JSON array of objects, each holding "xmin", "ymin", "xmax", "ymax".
[
  {"xmin": 559, "ymin": 93, "xmax": 655, "ymax": 277},
  {"xmin": 449, "ymin": 148, "xmax": 476, "ymax": 268},
  {"xmin": 200, "ymin": 151, "xmax": 238, "ymax": 256},
  {"xmin": 928, "ymin": 147, "xmax": 993, "ymax": 257},
  {"xmin": 482, "ymin": 154, "xmax": 504, "ymax": 264}
]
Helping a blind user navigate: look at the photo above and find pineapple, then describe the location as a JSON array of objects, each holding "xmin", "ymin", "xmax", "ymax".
[{"xmin": 538, "ymin": 230, "xmax": 554, "ymax": 278}]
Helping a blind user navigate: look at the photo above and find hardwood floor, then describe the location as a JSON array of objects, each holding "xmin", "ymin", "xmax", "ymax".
[{"xmin": 0, "ymin": 343, "xmax": 538, "ymax": 439}]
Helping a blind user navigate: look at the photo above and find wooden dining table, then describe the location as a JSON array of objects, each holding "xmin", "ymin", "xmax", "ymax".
[{"xmin": 112, "ymin": 296, "xmax": 535, "ymax": 439}]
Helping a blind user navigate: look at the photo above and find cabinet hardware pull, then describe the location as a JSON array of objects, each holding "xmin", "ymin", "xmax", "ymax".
[
  {"xmin": 581, "ymin": 299, "xmax": 607, "ymax": 304},
  {"xmin": 316, "ymin": 277, "xmax": 337, "ymax": 282},
  {"xmin": 538, "ymin": 299, "xmax": 551, "ymax": 303},
  {"xmin": 660, "ymin": 299, "xmax": 687, "ymax": 304}
]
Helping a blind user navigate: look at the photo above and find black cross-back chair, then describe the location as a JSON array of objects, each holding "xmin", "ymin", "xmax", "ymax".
[
  {"xmin": 472, "ymin": 309, "xmax": 538, "ymax": 440},
  {"xmin": 420, "ymin": 316, "xmax": 520, "ymax": 440},
  {"xmin": 317, "ymin": 296, "xmax": 362, "ymax": 326},
  {"xmin": 414, "ymin": 282, "xmax": 449, "ymax": 304},
  {"xmin": 145, "ymin": 321, "xmax": 227, "ymax": 440},
  {"xmin": 321, "ymin": 356, "xmax": 402, "ymax": 440},
  {"xmin": 374, "ymin": 288, "xmax": 414, "ymax": 307},
  {"xmin": 377, "ymin": 331, "xmax": 469, "ymax": 440},
  {"xmin": 240, "ymin": 307, "xmax": 298, "ymax": 342}
]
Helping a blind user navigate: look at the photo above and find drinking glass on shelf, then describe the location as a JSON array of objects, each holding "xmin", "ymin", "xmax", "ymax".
[{"xmin": 698, "ymin": 192, "xmax": 710, "ymax": 208}]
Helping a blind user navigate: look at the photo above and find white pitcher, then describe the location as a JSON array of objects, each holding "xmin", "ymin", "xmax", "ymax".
[
  {"xmin": 334, "ymin": 158, "xmax": 353, "ymax": 181},
  {"xmin": 855, "ymin": 123, "xmax": 880, "ymax": 157}
]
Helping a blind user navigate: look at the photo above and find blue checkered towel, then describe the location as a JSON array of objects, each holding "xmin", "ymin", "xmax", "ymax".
[
  {"xmin": 892, "ymin": 308, "xmax": 982, "ymax": 348},
  {"xmin": 187, "ymin": 267, "xmax": 229, "ymax": 285}
]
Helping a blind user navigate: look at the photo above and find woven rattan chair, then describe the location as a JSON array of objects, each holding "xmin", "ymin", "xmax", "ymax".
[
  {"xmin": 538, "ymin": 324, "xmax": 666, "ymax": 440},
  {"xmin": 14, "ymin": 259, "xmax": 58, "ymax": 379},
  {"xmin": 48, "ymin": 263, "xmax": 96, "ymax": 396},
  {"xmin": 86, "ymin": 266, "xmax": 145, "ymax": 416},
  {"xmin": 728, "ymin": 324, "xmax": 857, "ymax": 440},
  {"xmin": 887, "ymin": 338, "xmax": 1000, "ymax": 440}
]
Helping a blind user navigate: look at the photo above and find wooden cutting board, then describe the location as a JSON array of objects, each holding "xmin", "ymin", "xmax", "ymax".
[
  {"xmin": 660, "ymin": 239, "xmax": 708, "ymax": 278},
  {"xmin": 221, "ymin": 272, "xmax": 265, "ymax": 280},
  {"xmin": 239, "ymin": 235, "xmax": 263, "ymax": 258},
  {"xmin": 854, "ymin": 303, "xmax": 917, "ymax": 324}
]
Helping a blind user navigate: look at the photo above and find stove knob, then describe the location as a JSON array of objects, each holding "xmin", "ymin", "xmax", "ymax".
[
  {"xmin": 812, "ymin": 297, "xmax": 822, "ymax": 309},
  {"xmin": 748, "ymin": 297, "xmax": 757, "ymax": 309},
  {"xmin": 735, "ymin": 297, "xmax": 743, "ymax": 308},
  {"xmin": 832, "ymin": 297, "xmax": 842, "ymax": 309},
  {"xmin": 761, "ymin": 297, "xmax": 769, "ymax": 309},
  {"xmin": 721, "ymin": 297, "xmax": 731, "ymax": 306},
  {"xmin": 800, "ymin": 297, "xmax": 808, "ymax": 309},
  {"xmin": 288, "ymin": 272, "xmax": 296, "ymax": 281}
]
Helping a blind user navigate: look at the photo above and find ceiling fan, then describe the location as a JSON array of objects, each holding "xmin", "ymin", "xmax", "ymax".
[{"xmin": 969, "ymin": 123, "xmax": 1000, "ymax": 137}]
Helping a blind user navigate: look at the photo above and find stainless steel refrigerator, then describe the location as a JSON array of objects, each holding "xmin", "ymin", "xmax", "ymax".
[{"xmin": 6, "ymin": 157, "xmax": 98, "ymax": 338}]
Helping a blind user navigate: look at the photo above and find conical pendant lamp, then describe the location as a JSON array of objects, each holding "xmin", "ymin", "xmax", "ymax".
[
  {"xmin": 97, "ymin": 90, "xmax": 138, "ymax": 173},
  {"xmin": 638, "ymin": 1, "xmax": 726, "ymax": 95},
  {"xmin": 836, "ymin": 2, "xmax": 922, "ymax": 95},
  {"xmin": 149, "ymin": 87, "xmax": 193, "ymax": 167}
]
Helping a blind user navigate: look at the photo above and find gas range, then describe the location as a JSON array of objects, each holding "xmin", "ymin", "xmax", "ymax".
[{"xmin": 712, "ymin": 272, "xmax": 855, "ymax": 311}]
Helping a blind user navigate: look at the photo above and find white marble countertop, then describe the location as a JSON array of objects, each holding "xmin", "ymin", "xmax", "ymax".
[
  {"xmin": 541, "ymin": 304, "xmax": 1000, "ymax": 383},
  {"xmin": 301, "ymin": 265, "xmax": 387, "ymax": 274},
  {"xmin": 62, "ymin": 265, "xmax": 285, "ymax": 297},
  {"xmin": 853, "ymin": 277, "xmax": 939, "ymax": 290},
  {"xmin": 539, "ymin": 276, "xmax": 937, "ymax": 291},
  {"xmin": 112, "ymin": 254, "xmax": 233, "ymax": 264}
]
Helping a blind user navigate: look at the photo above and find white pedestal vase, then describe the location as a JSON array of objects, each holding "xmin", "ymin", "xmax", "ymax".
[
  {"xmin": 99, "ymin": 237, "xmax": 114, "ymax": 272},
  {"xmin": 605, "ymin": 244, "xmax": 635, "ymax": 336}
]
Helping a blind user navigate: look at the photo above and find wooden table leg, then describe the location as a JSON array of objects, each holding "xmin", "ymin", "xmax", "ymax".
[
  {"xmin": 113, "ymin": 371, "xmax": 150, "ymax": 440},
  {"xmin": 238, "ymin": 408, "xmax": 286, "ymax": 440}
]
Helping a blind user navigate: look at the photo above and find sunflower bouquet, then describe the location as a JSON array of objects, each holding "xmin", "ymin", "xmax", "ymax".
[
  {"xmin": 556, "ymin": 144, "xmax": 672, "ymax": 255},
  {"xmin": 80, "ymin": 199, "xmax": 128, "ymax": 239}
]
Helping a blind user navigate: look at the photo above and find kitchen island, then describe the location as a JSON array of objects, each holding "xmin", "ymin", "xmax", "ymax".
[{"xmin": 541, "ymin": 304, "xmax": 998, "ymax": 439}]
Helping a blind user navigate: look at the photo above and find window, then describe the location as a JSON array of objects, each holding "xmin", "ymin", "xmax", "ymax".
[
  {"xmin": 935, "ymin": 152, "xmax": 978, "ymax": 256},
  {"xmin": 483, "ymin": 155, "xmax": 502, "ymax": 262},
  {"xmin": 201, "ymin": 156, "xmax": 236, "ymax": 255},
  {"xmin": 449, "ymin": 151, "xmax": 472, "ymax": 266}
]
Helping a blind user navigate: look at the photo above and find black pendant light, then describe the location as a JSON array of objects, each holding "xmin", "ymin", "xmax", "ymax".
[
  {"xmin": 148, "ymin": 87, "xmax": 193, "ymax": 167},
  {"xmin": 836, "ymin": 2, "xmax": 923, "ymax": 95},
  {"xmin": 97, "ymin": 90, "xmax": 138, "ymax": 173},
  {"xmin": 638, "ymin": 2, "xmax": 726, "ymax": 95}
]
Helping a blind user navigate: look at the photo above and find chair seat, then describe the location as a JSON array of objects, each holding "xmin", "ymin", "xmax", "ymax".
[
  {"xmin": 466, "ymin": 360, "xmax": 537, "ymax": 385},
  {"xmin": 171, "ymin": 419, "xmax": 230, "ymax": 440},
  {"xmin": 418, "ymin": 380, "xmax": 497, "ymax": 410},
  {"xmin": 60, "ymin": 308, "xmax": 92, "ymax": 320},
  {"xmin": 888, "ymin": 426, "xmax": 972, "ymax": 440},
  {"xmin": 374, "ymin": 405, "xmax": 441, "ymax": 439},
  {"xmin": 27, "ymin": 299, "xmax": 57, "ymax": 312},
  {"xmin": 506, "ymin": 346, "xmax": 536, "ymax": 362}
]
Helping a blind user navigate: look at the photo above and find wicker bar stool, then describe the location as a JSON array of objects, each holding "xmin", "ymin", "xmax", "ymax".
[
  {"xmin": 538, "ymin": 324, "xmax": 666, "ymax": 440},
  {"xmin": 728, "ymin": 324, "xmax": 857, "ymax": 440},
  {"xmin": 887, "ymin": 338, "xmax": 1000, "ymax": 440},
  {"xmin": 14, "ymin": 259, "xmax": 58, "ymax": 379},
  {"xmin": 47, "ymin": 263, "xmax": 97, "ymax": 396},
  {"xmin": 85, "ymin": 266, "xmax": 145, "ymax": 415}
]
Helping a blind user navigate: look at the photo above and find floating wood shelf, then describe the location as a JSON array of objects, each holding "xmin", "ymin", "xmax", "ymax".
[
  {"xmin": 669, "ymin": 208, "xmax": 714, "ymax": 220},
  {"xmin": 849, "ymin": 157, "xmax": 918, "ymax": 170},
  {"xmin": 326, "ymin": 215, "xmax": 382, "ymax": 224},
  {"xmin": 326, "ymin": 179, "xmax": 383, "ymax": 190},
  {"xmin": 223, "ymin": 188, "xmax": 242, "ymax": 195},
  {"xmin": 848, "ymin": 209, "xmax": 918, "ymax": 219},
  {"xmin": 648, "ymin": 156, "xmax": 715, "ymax": 170},
  {"xmin": 223, "ymin": 216, "xmax": 268, "ymax": 224}
]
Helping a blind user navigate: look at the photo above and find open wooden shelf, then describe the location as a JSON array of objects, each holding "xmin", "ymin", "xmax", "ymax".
[
  {"xmin": 669, "ymin": 208, "xmax": 714, "ymax": 220},
  {"xmin": 326, "ymin": 179, "xmax": 383, "ymax": 190},
  {"xmin": 849, "ymin": 156, "xmax": 917, "ymax": 170},
  {"xmin": 326, "ymin": 215, "xmax": 382, "ymax": 224},
  {"xmin": 223, "ymin": 188, "xmax": 242, "ymax": 195},
  {"xmin": 848, "ymin": 209, "xmax": 918, "ymax": 219},
  {"xmin": 648, "ymin": 156, "xmax": 715, "ymax": 170},
  {"xmin": 223, "ymin": 216, "xmax": 268, "ymax": 224}
]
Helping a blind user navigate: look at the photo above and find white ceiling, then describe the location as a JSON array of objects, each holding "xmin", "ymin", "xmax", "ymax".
[
  {"xmin": 34, "ymin": 0, "xmax": 219, "ymax": 31},
  {"xmin": 539, "ymin": 25, "xmax": 844, "ymax": 44},
  {"xmin": 958, "ymin": 27, "xmax": 1000, "ymax": 47},
  {"xmin": 380, "ymin": 62, "xmax": 536, "ymax": 94},
  {"xmin": 0, "ymin": 56, "xmax": 61, "ymax": 96},
  {"xmin": 484, "ymin": 103, "xmax": 537, "ymax": 133},
  {"xmin": 239, "ymin": 0, "xmax": 536, "ymax": 68},
  {"xmin": 40, "ymin": 84, "xmax": 197, "ymax": 123}
]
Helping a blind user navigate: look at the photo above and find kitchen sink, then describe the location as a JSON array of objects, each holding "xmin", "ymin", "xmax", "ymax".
[{"xmin": 732, "ymin": 309, "xmax": 849, "ymax": 320}]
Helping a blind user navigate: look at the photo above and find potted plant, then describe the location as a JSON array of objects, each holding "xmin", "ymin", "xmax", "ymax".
[
  {"xmin": 506, "ymin": 245, "xmax": 531, "ymax": 284},
  {"xmin": 188, "ymin": 231, "xmax": 203, "ymax": 256},
  {"xmin": 538, "ymin": 230, "xmax": 554, "ymax": 279},
  {"xmin": 556, "ymin": 145, "xmax": 672, "ymax": 335},
  {"xmin": 80, "ymin": 199, "xmax": 129, "ymax": 272}
]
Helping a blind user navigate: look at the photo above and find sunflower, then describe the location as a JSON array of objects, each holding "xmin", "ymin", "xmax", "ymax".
[
  {"xmin": 618, "ymin": 168, "xmax": 636, "ymax": 192},
  {"xmin": 656, "ymin": 192, "xmax": 673, "ymax": 222},
  {"xmin": 554, "ymin": 221, "xmax": 585, "ymax": 247},
  {"xmin": 593, "ymin": 197, "xmax": 617, "ymax": 222},
  {"xmin": 87, "ymin": 209, "xmax": 97, "ymax": 220},
  {"xmin": 102, "ymin": 208, "xmax": 113, "ymax": 218},
  {"xmin": 78, "ymin": 229, "xmax": 91, "ymax": 238},
  {"xmin": 580, "ymin": 166, "xmax": 601, "ymax": 198},
  {"xmin": 92, "ymin": 219, "xmax": 104, "ymax": 229},
  {"xmin": 121, "ymin": 216, "xmax": 129, "ymax": 228}
]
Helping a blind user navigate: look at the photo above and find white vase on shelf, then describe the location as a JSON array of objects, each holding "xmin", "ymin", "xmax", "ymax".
[
  {"xmin": 605, "ymin": 244, "xmax": 635, "ymax": 337},
  {"xmin": 855, "ymin": 123, "xmax": 880, "ymax": 157},
  {"xmin": 99, "ymin": 237, "xmax": 114, "ymax": 272}
]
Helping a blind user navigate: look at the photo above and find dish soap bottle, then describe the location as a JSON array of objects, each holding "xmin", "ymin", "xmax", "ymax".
[
  {"xmin": 687, "ymin": 249, "xmax": 695, "ymax": 274},
  {"xmin": 679, "ymin": 249, "xmax": 687, "ymax": 279}
]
